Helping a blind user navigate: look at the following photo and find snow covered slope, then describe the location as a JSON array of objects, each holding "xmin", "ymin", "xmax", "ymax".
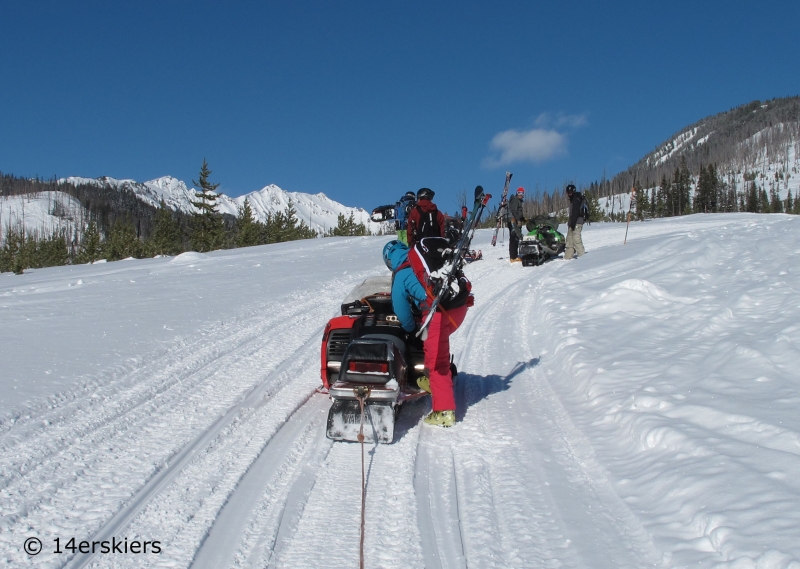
[
  {"xmin": 0, "ymin": 191, "xmax": 84, "ymax": 238},
  {"xmin": 597, "ymin": 138, "xmax": 800, "ymax": 218},
  {"xmin": 59, "ymin": 175, "xmax": 383, "ymax": 234},
  {"xmin": 1, "ymin": 214, "xmax": 799, "ymax": 568}
]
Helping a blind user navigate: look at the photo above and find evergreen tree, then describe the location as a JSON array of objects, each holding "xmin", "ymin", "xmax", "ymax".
[
  {"xmin": 190, "ymin": 159, "xmax": 225, "ymax": 252},
  {"xmin": 33, "ymin": 230, "xmax": 69, "ymax": 268},
  {"xmin": 695, "ymin": 164, "xmax": 719, "ymax": 213},
  {"xmin": 676, "ymin": 157, "xmax": 692, "ymax": 215},
  {"xmin": 75, "ymin": 221, "xmax": 103, "ymax": 264},
  {"xmin": 149, "ymin": 199, "xmax": 184, "ymax": 255},
  {"xmin": 234, "ymin": 197, "xmax": 262, "ymax": 247},
  {"xmin": 649, "ymin": 187, "xmax": 656, "ymax": 218},
  {"xmin": 769, "ymin": 186, "xmax": 783, "ymax": 213},
  {"xmin": 0, "ymin": 228, "xmax": 25, "ymax": 274},
  {"xmin": 657, "ymin": 175, "xmax": 669, "ymax": 218},
  {"xmin": 758, "ymin": 188, "xmax": 770, "ymax": 213},
  {"xmin": 106, "ymin": 220, "xmax": 142, "ymax": 261},
  {"xmin": 329, "ymin": 212, "xmax": 369, "ymax": 236},
  {"xmin": 634, "ymin": 183, "xmax": 648, "ymax": 220},
  {"xmin": 746, "ymin": 181, "xmax": 759, "ymax": 213},
  {"xmin": 786, "ymin": 189, "xmax": 794, "ymax": 214}
]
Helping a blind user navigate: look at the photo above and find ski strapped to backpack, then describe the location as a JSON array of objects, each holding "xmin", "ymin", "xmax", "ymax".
[
  {"xmin": 416, "ymin": 186, "xmax": 492, "ymax": 337},
  {"xmin": 491, "ymin": 171, "xmax": 513, "ymax": 247}
]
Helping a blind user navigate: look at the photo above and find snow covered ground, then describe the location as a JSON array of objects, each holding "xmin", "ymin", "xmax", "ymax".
[{"xmin": 1, "ymin": 214, "xmax": 799, "ymax": 568}]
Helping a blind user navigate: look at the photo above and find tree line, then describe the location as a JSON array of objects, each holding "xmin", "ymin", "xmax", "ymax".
[{"xmin": 1, "ymin": 160, "xmax": 369, "ymax": 274}]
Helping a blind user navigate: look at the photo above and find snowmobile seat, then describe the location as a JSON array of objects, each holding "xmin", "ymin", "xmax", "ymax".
[{"xmin": 338, "ymin": 336, "xmax": 407, "ymax": 385}]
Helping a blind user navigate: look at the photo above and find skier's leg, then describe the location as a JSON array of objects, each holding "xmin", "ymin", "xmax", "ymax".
[
  {"xmin": 423, "ymin": 305, "xmax": 467, "ymax": 412},
  {"xmin": 508, "ymin": 222, "xmax": 519, "ymax": 260},
  {"xmin": 565, "ymin": 227, "xmax": 575, "ymax": 259},
  {"xmin": 574, "ymin": 224, "xmax": 585, "ymax": 257}
]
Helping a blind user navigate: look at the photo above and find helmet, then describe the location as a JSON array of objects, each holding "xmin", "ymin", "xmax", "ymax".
[
  {"xmin": 383, "ymin": 240, "xmax": 399, "ymax": 270},
  {"xmin": 417, "ymin": 187, "xmax": 435, "ymax": 200},
  {"xmin": 516, "ymin": 187, "xmax": 525, "ymax": 196},
  {"xmin": 566, "ymin": 184, "xmax": 576, "ymax": 194},
  {"xmin": 404, "ymin": 191, "xmax": 416, "ymax": 200}
]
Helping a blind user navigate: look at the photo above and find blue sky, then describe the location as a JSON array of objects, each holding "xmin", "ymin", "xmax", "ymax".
[{"xmin": 2, "ymin": 0, "xmax": 798, "ymax": 212}]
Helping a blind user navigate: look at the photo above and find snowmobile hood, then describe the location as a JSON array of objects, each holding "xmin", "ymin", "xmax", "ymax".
[{"xmin": 385, "ymin": 240, "xmax": 411, "ymax": 271}]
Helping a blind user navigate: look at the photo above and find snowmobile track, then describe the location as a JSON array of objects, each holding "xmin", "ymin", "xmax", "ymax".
[
  {"xmin": 190, "ymin": 394, "xmax": 332, "ymax": 569},
  {"xmin": 59, "ymin": 332, "xmax": 326, "ymax": 569}
]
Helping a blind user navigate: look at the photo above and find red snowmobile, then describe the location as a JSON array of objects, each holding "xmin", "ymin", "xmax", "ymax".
[{"xmin": 320, "ymin": 276, "xmax": 428, "ymax": 444}]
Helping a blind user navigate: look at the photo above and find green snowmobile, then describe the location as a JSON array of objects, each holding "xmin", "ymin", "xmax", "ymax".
[{"xmin": 518, "ymin": 215, "xmax": 566, "ymax": 267}]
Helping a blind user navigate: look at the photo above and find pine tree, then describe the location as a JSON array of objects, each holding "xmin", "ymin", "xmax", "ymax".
[
  {"xmin": 657, "ymin": 175, "xmax": 669, "ymax": 218},
  {"xmin": 676, "ymin": 157, "xmax": 692, "ymax": 215},
  {"xmin": 786, "ymin": 189, "xmax": 795, "ymax": 214},
  {"xmin": 329, "ymin": 212, "xmax": 369, "ymax": 236},
  {"xmin": 106, "ymin": 219, "xmax": 142, "ymax": 261},
  {"xmin": 695, "ymin": 164, "xmax": 719, "ymax": 213},
  {"xmin": 234, "ymin": 197, "xmax": 262, "ymax": 247},
  {"xmin": 190, "ymin": 159, "xmax": 225, "ymax": 252},
  {"xmin": 75, "ymin": 221, "xmax": 103, "ymax": 264},
  {"xmin": 769, "ymin": 186, "xmax": 783, "ymax": 213},
  {"xmin": 746, "ymin": 181, "xmax": 759, "ymax": 213},
  {"xmin": 758, "ymin": 188, "xmax": 770, "ymax": 213},
  {"xmin": 0, "ymin": 228, "xmax": 25, "ymax": 274},
  {"xmin": 149, "ymin": 199, "xmax": 184, "ymax": 255},
  {"xmin": 634, "ymin": 183, "xmax": 648, "ymax": 220}
]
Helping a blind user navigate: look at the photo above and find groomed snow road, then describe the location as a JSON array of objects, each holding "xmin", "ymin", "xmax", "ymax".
[{"xmin": 2, "ymin": 215, "xmax": 800, "ymax": 568}]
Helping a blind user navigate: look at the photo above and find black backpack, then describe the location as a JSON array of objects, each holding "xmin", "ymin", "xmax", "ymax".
[
  {"xmin": 413, "ymin": 205, "xmax": 442, "ymax": 242},
  {"xmin": 579, "ymin": 194, "xmax": 590, "ymax": 223}
]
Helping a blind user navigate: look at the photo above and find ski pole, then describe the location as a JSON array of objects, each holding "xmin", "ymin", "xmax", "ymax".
[{"xmin": 623, "ymin": 172, "xmax": 638, "ymax": 245}]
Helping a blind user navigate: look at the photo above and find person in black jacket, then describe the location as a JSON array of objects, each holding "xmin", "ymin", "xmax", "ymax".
[
  {"xmin": 507, "ymin": 187, "xmax": 526, "ymax": 262},
  {"xmin": 564, "ymin": 184, "xmax": 585, "ymax": 259}
]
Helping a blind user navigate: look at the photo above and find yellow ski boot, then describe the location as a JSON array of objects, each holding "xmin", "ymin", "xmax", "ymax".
[
  {"xmin": 423, "ymin": 410, "xmax": 456, "ymax": 427},
  {"xmin": 416, "ymin": 376, "xmax": 431, "ymax": 393}
]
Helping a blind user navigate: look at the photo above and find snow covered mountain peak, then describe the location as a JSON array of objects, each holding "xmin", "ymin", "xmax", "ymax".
[{"xmin": 57, "ymin": 174, "xmax": 383, "ymax": 234}]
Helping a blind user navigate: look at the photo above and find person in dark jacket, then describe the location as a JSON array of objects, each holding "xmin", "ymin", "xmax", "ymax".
[
  {"xmin": 382, "ymin": 239, "xmax": 472, "ymax": 427},
  {"xmin": 406, "ymin": 188, "xmax": 445, "ymax": 249},
  {"xmin": 507, "ymin": 187, "xmax": 526, "ymax": 262},
  {"xmin": 564, "ymin": 183, "xmax": 586, "ymax": 259}
]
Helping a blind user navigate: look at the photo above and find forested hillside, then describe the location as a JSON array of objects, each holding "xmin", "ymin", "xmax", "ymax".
[{"xmin": 513, "ymin": 96, "xmax": 800, "ymax": 219}]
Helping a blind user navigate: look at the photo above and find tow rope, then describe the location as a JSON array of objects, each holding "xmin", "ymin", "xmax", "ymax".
[{"xmin": 355, "ymin": 386, "xmax": 370, "ymax": 569}]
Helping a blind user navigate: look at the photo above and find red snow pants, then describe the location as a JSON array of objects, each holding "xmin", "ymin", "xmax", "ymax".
[{"xmin": 424, "ymin": 304, "xmax": 468, "ymax": 411}]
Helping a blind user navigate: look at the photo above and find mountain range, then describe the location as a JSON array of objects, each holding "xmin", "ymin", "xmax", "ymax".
[{"xmin": 59, "ymin": 175, "xmax": 384, "ymax": 235}]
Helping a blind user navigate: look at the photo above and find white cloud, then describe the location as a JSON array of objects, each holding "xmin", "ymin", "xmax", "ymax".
[
  {"xmin": 483, "ymin": 112, "xmax": 588, "ymax": 168},
  {"xmin": 482, "ymin": 128, "xmax": 567, "ymax": 168}
]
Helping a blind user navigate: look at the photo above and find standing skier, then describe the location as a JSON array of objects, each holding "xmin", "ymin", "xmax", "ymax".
[
  {"xmin": 383, "ymin": 238, "xmax": 472, "ymax": 427},
  {"xmin": 395, "ymin": 191, "xmax": 417, "ymax": 245},
  {"xmin": 508, "ymin": 187, "xmax": 526, "ymax": 262},
  {"xmin": 407, "ymin": 188, "xmax": 445, "ymax": 249},
  {"xmin": 564, "ymin": 183, "xmax": 586, "ymax": 259}
]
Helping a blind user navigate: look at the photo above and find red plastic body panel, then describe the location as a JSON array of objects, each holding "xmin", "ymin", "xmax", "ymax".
[{"xmin": 320, "ymin": 314, "xmax": 358, "ymax": 389}]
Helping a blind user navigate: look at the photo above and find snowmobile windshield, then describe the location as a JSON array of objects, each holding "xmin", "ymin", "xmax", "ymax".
[{"xmin": 341, "ymin": 276, "xmax": 392, "ymax": 306}]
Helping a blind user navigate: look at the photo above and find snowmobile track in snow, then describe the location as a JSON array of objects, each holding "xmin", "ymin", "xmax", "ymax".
[
  {"xmin": 189, "ymin": 394, "xmax": 332, "ymax": 569},
  {"xmin": 60, "ymin": 334, "xmax": 327, "ymax": 569}
]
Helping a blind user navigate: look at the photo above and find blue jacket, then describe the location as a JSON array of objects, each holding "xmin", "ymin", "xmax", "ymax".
[{"xmin": 385, "ymin": 241, "xmax": 429, "ymax": 332}]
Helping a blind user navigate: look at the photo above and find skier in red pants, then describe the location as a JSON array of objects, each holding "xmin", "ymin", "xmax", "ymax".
[{"xmin": 383, "ymin": 237, "xmax": 473, "ymax": 427}]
